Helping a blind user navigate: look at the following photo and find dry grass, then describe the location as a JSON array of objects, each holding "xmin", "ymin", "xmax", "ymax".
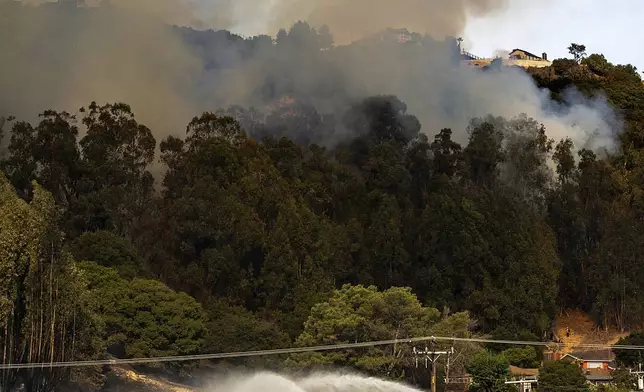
[
  {"xmin": 554, "ymin": 309, "xmax": 628, "ymax": 353},
  {"xmin": 112, "ymin": 366, "xmax": 197, "ymax": 392}
]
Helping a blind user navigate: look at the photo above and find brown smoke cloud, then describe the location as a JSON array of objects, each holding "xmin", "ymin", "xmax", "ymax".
[
  {"xmin": 266, "ymin": 0, "xmax": 508, "ymax": 43},
  {"xmin": 0, "ymin": 0, "xmax": 208, "ymax": 140},
  {"xmin": 15, "ymin": 0, "xmax": 234, "ymax": 28}
]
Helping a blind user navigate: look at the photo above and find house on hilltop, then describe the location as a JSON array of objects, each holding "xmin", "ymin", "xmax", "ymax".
[
  {"xmin": 509, "ymin": 48, "xmax": 549, "ymax": 62},
  {"xmin": 461, "ymin": 47, "xmax": 552, "ymax": 69},
  {"xmin": 504, "ymin": 48, "xmax": 552, "ymax": 68}
]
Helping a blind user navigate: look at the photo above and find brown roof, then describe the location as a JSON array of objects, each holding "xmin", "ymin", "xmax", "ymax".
[
  {"xmin": 564, "ymin": 349, "xmax": 615, "ymax": 361},
  {"xmin": 585, "ymin": 368, "xmax": 613, "ymax": 381},
  {"xmin": 509, "ymin": 366, "xmax": 539, "ymax": 376},
  {"xmin": 509, "ymin": 48, "xmax": 543, "ymax": 60}
]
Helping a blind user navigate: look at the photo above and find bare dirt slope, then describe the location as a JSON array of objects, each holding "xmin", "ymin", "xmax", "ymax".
[
  {"xmin": 554, "ymin": 309, "xmax": 628, "ymax": 353},
  {"xmin": 108, "ymin": 366, "xmax": 198, "ymax": 392}
]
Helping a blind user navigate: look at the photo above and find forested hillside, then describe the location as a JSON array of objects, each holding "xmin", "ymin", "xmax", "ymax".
[{"xmin": 1, "ymin": 9, "xmax": 644, "ymax": 392}]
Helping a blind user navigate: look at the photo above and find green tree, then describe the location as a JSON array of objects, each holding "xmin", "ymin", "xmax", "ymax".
[
  {"xmin": 71, "ymin": 230, "xmax": 142, "ymax": 279},
  {"xmin": 501, "ymin": 114, "xmax": 554, "ymax": 209},
  {"xmin": 290, "ymin": 284, "xmax": 475, "ymax": 382},
  {"xmin": 256, "ymin": 199, "xmax": 349, "ymax": 337},
  {"xmin": 291, "ymin": 284, "xmax": 440, "ymax": 378},
  {"xmin": 430, "ymin": 128, "xmax": 462, "ymax": 179},
  {"xmin": 203, "ymin": 298, "xmax": 290, "ymax": 368},
  {"xmin": 607, "ymin": 368, "xmax": 637, "ymax": 392},
  {"xmin": 73, "ymin": 102, "xmax": 156, "ymax": 237},
  {"xmin": 155, "ymin": 113, "xmax": 265, "ymax": 300},
  {"xmin": 582, "ymin": 53, "xmax": 612, "ymax": 76},
  {"xmin": 614, "ymin": 332, "xmax": 644, "ymax": 367},
  {"xmin": 466, "ymin": 351, "xmax": 513, "ymax": 392},
  {"xmin": 589, "ymin": 207, "xmax": 644, "ymax": 330},
  {"xmin": 502, "ymin": 346, "xmax": 540, "ymax": 368},
  {"xmin": 1, "ymin": 110, "xmax": 81, "ymax": 205},
  {"xmin": 342, "ymin": 95, "xmax": 421, "ymax": 148},
  {"xmin": 156, "ymin": 112, "xmax": 353, "ymax": 340},
  {"xmin": 80, "ymin": 261, "xmax": 207, "ymax": 359},
  {"xmin": 568, "ymin": 43, "xmax": 587, "ymax": 62},
  {"xmin": 463, "ymin": 117, "xmax": 505, "ymax": 188},
  {"xmin": 537, "ymin": 361, "xmax": 589, "ymax": 392},
  {"xmin": 0, "ymin": 173, "xmax": 103, "ymax": 392},
  {"xmin": 430, "ymin": 310, "xmax": 481, "ymax": 378}
]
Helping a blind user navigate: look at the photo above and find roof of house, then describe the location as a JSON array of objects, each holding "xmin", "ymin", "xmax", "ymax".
[
  {"xmin": 509, "ymin": 48, "xmax": 543, "ymax": 59},
  {"xmin": 585, "ymin": 368, "xmax": 613, "ymax": 381},
  {"xmin": 563, "ymin": 349, "xmax": 615, "ymax": 362},
  {"xmin": 509, "ymin": 366, "xmax": 539, "ymax": 376}
]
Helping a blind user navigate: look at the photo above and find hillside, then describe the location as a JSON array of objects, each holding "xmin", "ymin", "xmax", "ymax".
[
  {"xmin": 3, "ymin": 3, "xmax": 644, "ymax": 391},
  {"xmin": 105, "ymin": 367, "xmax": 198, "ymax": 392},
  {"xmin": 555, "ymin": 310, "xmax": 628, "ymax": 354}
]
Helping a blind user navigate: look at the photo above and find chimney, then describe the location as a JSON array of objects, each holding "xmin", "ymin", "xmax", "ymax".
[{"xmin": 542, "ymin": 52, "xmax": 548, "ymax": 61}]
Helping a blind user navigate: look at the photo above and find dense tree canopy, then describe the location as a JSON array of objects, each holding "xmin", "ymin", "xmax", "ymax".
[
  {"xmin": 0, "ymin": 174, "xmax": 103, "ymax": 392},
  {"xmin": 537, "ymin": 361, "xmax": 589, "ymax": 392},
  {"xmin": 79, "ymin": 261, "xmax": 207, "ymax": 359},
  {"xmin": 614, "ymin": 332, "xmax": 644, "ymax": 368},
  {"xmin": 466, "ymin": 351, "xmax": 513, "ymax": 392}
]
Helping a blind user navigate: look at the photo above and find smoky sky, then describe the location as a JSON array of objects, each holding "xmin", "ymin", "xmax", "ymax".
[
  {"xmin": 264, "ymin": 0, "xmax": 509, "ymax": 44},
  {"xmin": 0, "ymin": 0, "xmax": 620, "ymax": 155}
]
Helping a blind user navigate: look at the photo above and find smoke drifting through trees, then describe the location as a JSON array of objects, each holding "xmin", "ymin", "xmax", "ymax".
[{"xmin": 0, "ymin": 0, "xmax": 619, "ymax": 154}]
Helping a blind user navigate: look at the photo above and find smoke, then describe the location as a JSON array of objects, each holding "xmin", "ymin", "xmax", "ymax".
[
  {"xmin": 493, "ymin": 49, "xmax": 510, "ymax": 59},
  {"xmin": 212, "ymin": 38, "xmax": 618, "ymax": 151},
  {"xmin": 0, "ymin": 0, "xmax": 209, "ymax": 138},
  {"xmin": 264, "ymin": 0, "xmax": 509, "ymax": 44},
  {"xmin": 0, "ymin": 0, "xmax": 620, "ymax": 158}
]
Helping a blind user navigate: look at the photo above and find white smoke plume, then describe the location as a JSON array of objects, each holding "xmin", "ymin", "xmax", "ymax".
[{"xmin": 203, "ymin": 371, "xmax": 423, "ymax": 392}]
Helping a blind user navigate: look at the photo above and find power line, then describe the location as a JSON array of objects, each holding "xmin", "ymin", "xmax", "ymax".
[
  {"xmin": 1, "ymin": 335, "xmax": 643, "ymax": 370},
  {"xmin": 412, "ymin": 342, "xmax": 452, "ymax": 392}
]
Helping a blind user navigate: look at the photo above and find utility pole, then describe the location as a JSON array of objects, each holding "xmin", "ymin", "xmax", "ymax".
[
  {"xmin": 413, "ymin": 338, "xmax": 452, "ymax": 392},
  {"xmin": 504, "ymin": 377, "xmax": 538, "ymax": 392},
  {"xmin": 445, "ymin": 348, "xmax": 451, "ymax": 384},
  {"xmin": 630, "ymin": 363, "xmax": 644, "ymax": 390}
]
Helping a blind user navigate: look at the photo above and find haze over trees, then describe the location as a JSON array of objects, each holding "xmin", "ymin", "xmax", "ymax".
[{"xmin": 1, "ymin": 10, "xmax": 644, "ymax": 392}]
